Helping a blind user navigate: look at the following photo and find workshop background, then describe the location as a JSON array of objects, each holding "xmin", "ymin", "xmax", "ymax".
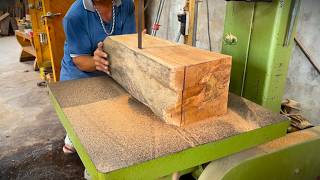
[
  {"xmin": 146, "ymin": 0, "xmax": 320, "ymax": 125},
  {"xmin": 0, "ymin": 0, "xmax": 319, "ymax": 179}
]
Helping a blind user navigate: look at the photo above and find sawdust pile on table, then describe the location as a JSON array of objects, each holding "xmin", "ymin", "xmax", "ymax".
[{"xmin": 63, "ymin": 95, "xmax": 259, "ymax": 172}]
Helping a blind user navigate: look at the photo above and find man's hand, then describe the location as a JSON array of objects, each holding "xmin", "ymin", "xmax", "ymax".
[{"xmin": 94, "ymin": 42, "xmax": 110, "ymax": 74}]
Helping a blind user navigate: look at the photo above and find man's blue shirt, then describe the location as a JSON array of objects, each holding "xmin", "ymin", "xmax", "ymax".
[{"xmin": 60, "ymin": 0, "xmax": 136, "ymax": 81}]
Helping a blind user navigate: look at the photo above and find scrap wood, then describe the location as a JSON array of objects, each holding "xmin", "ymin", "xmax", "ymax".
[
  {"xmin": 281, "ymin": 99, "xmax": 301, "ymax": 114},
  {"xmin": 294, "ymin": 37, "xmax": 320, "ymax": 75},
  {"xmin": 281, "ymin": 99, "xmax": 313, "ymax": 131},
  {"xmin": 0, "ymin": 13, "xmax": 9, "ymax": 22}
]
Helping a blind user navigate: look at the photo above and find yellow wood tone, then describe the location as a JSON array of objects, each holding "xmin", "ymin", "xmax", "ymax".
[
  {"xmin": 184, "ymin": 0, "xmax": 195, "ymax": 46},
  {"xmin": 15, "ymin": 30, "xmax": 36, "ymax": 61},
  {"xmin": 134, "ymin": 0, "xmax": 144, "ymax": 32},
  {"xmin": 23, "ymin": 46, "xmax": 36, "ymax": 56},
  {"xmin": 42, "ymin": 0, "xmax": 74, "ymax": 81},
  {"xmin": 28, "ymin": 0, "xmax": 52, "ymax": 69},
  {"xmin": 15, "ymin": 30, "xmax": 33, "ymax": 41}
]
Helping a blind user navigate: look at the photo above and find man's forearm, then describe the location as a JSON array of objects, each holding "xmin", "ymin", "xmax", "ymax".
[{"xmin": 72, "ymin": 55, "xmax": 96, "ymax": 72}]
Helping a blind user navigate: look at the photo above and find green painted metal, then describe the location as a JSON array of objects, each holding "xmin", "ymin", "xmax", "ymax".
[
  {"xmin": 191, "ymin": 165, "xmax": 204, "ymax": 179},
  {"xmin": 222, "ymin": 2, "xmax": 255, "ymax": 95},
  {"xmin": 102, "ymin": 121, "xmax": 289, "ymax": 179},
  {"xmin": 222, "ymin": 0, "xmax": 301, "ymax": 112},
  {"xmin": 49, "ymin": 88, "xmax": 289, "ymax": 180},
  {"xmin": 222, "ymin": 131, "xmax": 320, "ymax": 180}
]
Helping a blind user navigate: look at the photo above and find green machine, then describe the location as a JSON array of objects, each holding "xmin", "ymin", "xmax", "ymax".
[
  {"xmin": 48, "ymin": 0, "xmax": 320, "ymax": 179},
  {"xmin": 222, "ymin": 0, "xmax": 301, "ymax": 112}
]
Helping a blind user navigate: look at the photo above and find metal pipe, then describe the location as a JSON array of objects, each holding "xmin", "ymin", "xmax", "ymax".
[
  {"xmin": 284, "ymin": 0, "xmax": 301, "ymax": 46},
  {"xmin": 205, "ymin": 0, "xmax": 212, "ymax": 51},
  {"xmin": 192, "ymin": 0, "xmax": 199, "ymax": 46},
  {"xmin": 138, "ymin": 0, "xmax": 143, "ymax": 49},
  {"xmin": 151, "ymin": 0, "xmax": 166, "ymax": 36}
]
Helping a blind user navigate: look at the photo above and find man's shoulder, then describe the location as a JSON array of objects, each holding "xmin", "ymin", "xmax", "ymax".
[
  {"xmin": 65, "ymin": 0, "xmax": 88, "ymax": 22},
  {"xmin": 120, "ymin": 0, "xmax": 134, "ymax": 9},
  {"xmin": 119, "ymin": 0, "xmax": 134, "ymax": 15}
]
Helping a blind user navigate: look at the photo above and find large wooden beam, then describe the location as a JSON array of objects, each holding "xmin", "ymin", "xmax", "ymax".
[{"xmin": 103, "ymin": 34, "xmax": 231, "ymax": 126}]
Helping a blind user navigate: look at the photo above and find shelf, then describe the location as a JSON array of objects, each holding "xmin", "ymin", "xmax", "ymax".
[{"xmin": 23, "ymin": 46, "xmax": 36, "ymax": 56}]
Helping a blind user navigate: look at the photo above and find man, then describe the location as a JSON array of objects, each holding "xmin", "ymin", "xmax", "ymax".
[{"xmin": 61, "ymin": 0, "xmax": 136, "ymax": 153}]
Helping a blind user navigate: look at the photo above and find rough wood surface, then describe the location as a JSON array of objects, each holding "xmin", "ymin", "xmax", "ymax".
[
  {"xmin": 103, "ymin": 34, "xmax": 232, "ymax": 126},
  {"xmin": 0, "ymin": 13, "xmax": 9, "ymax": 22},
  {"xmin": 49, "ymin": 76, "xmax": 288, "ymax": 173}
]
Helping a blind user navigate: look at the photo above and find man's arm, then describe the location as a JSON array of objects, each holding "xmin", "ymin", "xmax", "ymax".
[{"xmin": 73, "ymin": 42, "xmax": 110, "ymax": 74}]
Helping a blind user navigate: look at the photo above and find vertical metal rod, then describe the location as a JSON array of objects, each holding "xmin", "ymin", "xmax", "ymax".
[
  {"xmin": 284, "ymin": 0, "xmax": 301, "ymax": 47},
  {"xmin": 240, "ymin": 2, "xmax": 256, "ymax": 97},
  {"xmin": 192, "ymin": 0, "xmax": 199, "ymax": 46},
  {"xmin": 138, "ymin": 0, "xmax": 143, "ymax": 49},
  {"xmin": 151, "ymin": 0, "xmax": 166, "ymax": 36}
]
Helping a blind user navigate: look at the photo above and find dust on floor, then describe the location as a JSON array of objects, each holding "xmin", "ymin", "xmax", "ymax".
[{"xmin": 0, "ymin": 36, "xmax": 84, "ymax": 179}]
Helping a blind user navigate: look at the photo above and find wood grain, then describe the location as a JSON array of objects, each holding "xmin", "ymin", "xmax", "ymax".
[{"xmin": 103, "ymin": 34, "xmax": 231, "ymax": 126}]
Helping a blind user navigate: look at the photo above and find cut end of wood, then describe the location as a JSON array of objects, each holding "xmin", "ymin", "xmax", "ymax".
[{"xmin": 104, "ymin": 34, "xmax": 232, "ymax": 127}]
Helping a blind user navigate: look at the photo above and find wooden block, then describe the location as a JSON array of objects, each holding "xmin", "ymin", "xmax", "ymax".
[{"xmin": 103, "ymin": 34, "xmax": 231, "ymax": 126}]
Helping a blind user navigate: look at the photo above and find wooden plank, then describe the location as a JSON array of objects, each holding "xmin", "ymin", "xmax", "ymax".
[
  {"xmin": 0, "ymin": 17, "xmax": 10, "ymax": 35},
  {"xmin": 15, "ymin": 30, "xmax": 32, "ymax": 41},
  {"xmin": 0, "ymin": 13, "xmax": 9, "ymax": 22},
  {"xmin": 23, "ymin": 46, "xmax": 36, "ymax": 56},
  {"xmin": 103, "ymin": 34, "xmax": 231, "ymax": 126},
  {"xmin": 42, "ymin": 0, "xmax": 74, "ymax": 81}
]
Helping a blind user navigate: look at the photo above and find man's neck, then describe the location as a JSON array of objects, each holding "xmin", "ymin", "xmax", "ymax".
[
  {"xmin": 93, "ymin": 0, "xmax": 113, "ymax": 8},
  {"xmin": 93, "ymin": 0, "xmax": 113, "ymax": 22}
]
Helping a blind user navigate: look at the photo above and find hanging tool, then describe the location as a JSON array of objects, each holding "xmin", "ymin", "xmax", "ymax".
[{"xmin": 176, "ymin": 10, "xmax": 187, "ymax": 42}]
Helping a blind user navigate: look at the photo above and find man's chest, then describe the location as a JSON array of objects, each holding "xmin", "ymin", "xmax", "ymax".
[{"xmin": 88, "ymin": 14, "xmax": 125, "ymax": 52}]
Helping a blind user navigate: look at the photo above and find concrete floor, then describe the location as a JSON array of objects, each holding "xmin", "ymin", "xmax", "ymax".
[{"xmin": 0, "ymin": 36, "xmax": 84, "ymax": 179}]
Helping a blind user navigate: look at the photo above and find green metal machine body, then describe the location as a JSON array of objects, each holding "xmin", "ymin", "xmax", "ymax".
[
  {"xmin": 199, "ymin": 126, "xmax": 320, "ymax": 180},
  {"xmin": 47, "ymin": 1, "xmax": 318, "ymax": 179},
  {"xmin": 222, "ymin": 0, "xmax": 301, "ymax": 112},
  {"xmin": 48, "ymin": 77, "xmax": 289, "ymax": 180}
]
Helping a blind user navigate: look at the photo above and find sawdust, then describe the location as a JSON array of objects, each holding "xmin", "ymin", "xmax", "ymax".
[
  {"xmin": 62, "ymin": 95, "xmax": 273, "ymax": 173},
  {"xmin": 63, "ymin": 95, "xmax": 190, "ymax": 172},
  {"xmin": 49, "ymin": 76, "xmax": 124, "ymax": 108},
  {"xmin": 49, "ymin": 76, "xmax": 288, "ymax": 173},
  {"xmin": 259, "ymin": 130, "xmax": 318, "ymax": 151}
]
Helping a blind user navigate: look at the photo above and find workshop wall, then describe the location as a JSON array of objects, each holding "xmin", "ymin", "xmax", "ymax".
[
  {"xmin": 284, "ymin": 0, "xmax": 320, "ymax": 125},
  {"xmin": 145, "ymin": 0, "xmax": 226, "ymax": 52},
  {"xmin": 0, "ymin": 1, "xmax": 15, "ymax": 11},
  {"xmin": 145, "ymin": 0, "xmax": 320, "ymax": 125}
]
